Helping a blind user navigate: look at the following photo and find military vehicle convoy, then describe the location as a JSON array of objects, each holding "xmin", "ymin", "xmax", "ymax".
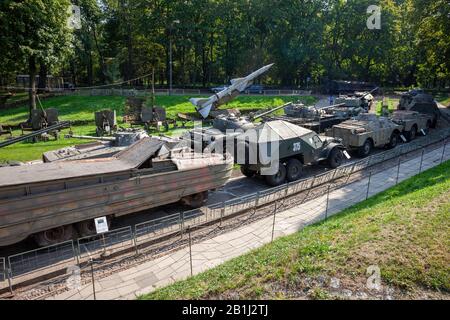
[
  {"xmin": 397, "ymin": 90, "xmax": 441, "ymax": 128},
  {"xmin": 325, "ymin": 113, "xmax": 403, "ymax": 157},
  {"xmin": 0, "ymin": 137, "xmax": 233, "ymax": 247}
]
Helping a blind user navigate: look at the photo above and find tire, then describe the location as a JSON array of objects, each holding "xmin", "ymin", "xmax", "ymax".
[
  {"xmin": 181, "ymin": 191, "xmax": 208, "ymax": 208},
  {"xmin": 286, "ymin": 159, "xmax": 303, "ymax": 182},
  {"xmin": 358, "ymin": 139, "xmax": 372, "ymax": 158},
  {"xmin": 327, "ymin": 148, "xmax": 343, "ymax": 168},
  {"xmin": 240, "ymin": 166, "xmax": 256, "ymax": 178},
  {"xmin": 76, "ymin": 220, "xmax": 97, "ymax": 237},
  {"xmin": 34, "ymin": 225, "xmax": 74, "ymax": 247},
  {"xmin": 406, "ymin": 125, "xmax": 417, "ymax": 141},
  {"xmin": 265, "ymin": 163, "xmax": 287, "ymax": 187},
  {"xmin": 388, "ymin": 132, "xmax": 399, "ymax": 149}
]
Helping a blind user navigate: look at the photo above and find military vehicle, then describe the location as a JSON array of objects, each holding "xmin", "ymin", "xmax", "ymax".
[
  {"xmin": 0, "ymin": 137, "xmax": 233, "ymax": 247},
  {"xmin": 42, "ymin": 129, "xmax": 150, "ymax": 162},
  {"xmin": 235, "ymin": 120, "xmax": 346, "ymax": 186},
  {"xmin": 334, "ymin": 87, "xmax": 379, "ymax": 111},
  {"xmin": 262, "ymin": 101, "xmax": 357, "ymax": 133},
  {"xmin": 390, "ymin": 110, "xmax": 433, "ymax": 141},
  {"xmin": 95, "ymin": 109, "xmax": 117, "ymax": 136},
  {"xmin": 397, "ymin": 90, "xmax": 441, "ymax": 128},
  {"xmin": 325, "ymin": 113, "xmax": 403, "ymax": 157}
]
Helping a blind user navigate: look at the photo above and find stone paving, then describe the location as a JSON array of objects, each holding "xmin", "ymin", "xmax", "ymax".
[{"xmin": 47, "ymin": 143, "xmax": 449, "ymax": 300}]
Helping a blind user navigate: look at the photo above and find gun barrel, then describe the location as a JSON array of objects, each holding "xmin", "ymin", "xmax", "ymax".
[
  {"xmin": 252, "ymin": 102, "xmax": 293, "ymax": 120},
  {"xmin": 67, "ymin": 134, "xmax": 116, "ymax": 142},
  {"xmin": 320, "ymin": 103, "xmax": 346, "ymax": 110}
]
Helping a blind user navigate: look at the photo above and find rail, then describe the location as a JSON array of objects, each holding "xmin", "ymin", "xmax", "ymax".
[{"xmin": 1, "ymin": 126, "xmax": 449, "ymax": 293}]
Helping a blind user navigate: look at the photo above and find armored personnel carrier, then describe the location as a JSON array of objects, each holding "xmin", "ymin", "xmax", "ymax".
[
  {"xmin": 235, "ymin": 120, "xmax": 345, "ymax": 186},
  {"xmin": 325, "ymin": 113, "xmax": 403, "ymax": 157},
  {"xmin": 397, "ymin": 90, "xmax": 440, "ymax": 128},
  {"xmin": 390, "ymin": 110, "xmax": 433, "ymax": 141},
  {"xmin": 0, "ymin": 138, "xmax": 233, "ymax": 247}
]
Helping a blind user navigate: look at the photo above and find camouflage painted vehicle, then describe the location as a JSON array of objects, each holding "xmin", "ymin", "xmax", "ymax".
[
  {"xmin": 334, "ymin": 87, "xmax": 378, "ymax": 111},
  {"xmin": 325, "ymin": 113, "xmax": 403, "ymax": 157},
  {"xmin": 390, "ymin": 110, "xmax": 433, "ymax": 141},
  {"xmin": 397, "ymin": 90, "xmax": 441, "ymax": 128},
  {"xmin": 235, "ymin": 120, "xmax": 346, "ymax": 186},
  {"xmin": 0, "ymin": 138, "xmax": 233, "ymax": 247}
]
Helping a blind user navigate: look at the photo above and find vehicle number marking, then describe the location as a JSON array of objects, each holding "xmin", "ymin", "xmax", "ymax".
[
  {"xmin": 343, "ymin": 150, "xmax": 351, "ymax": 159},
  {"xmin": 293, "ymin": 142, "xmax": 301, "ymax": 152}
]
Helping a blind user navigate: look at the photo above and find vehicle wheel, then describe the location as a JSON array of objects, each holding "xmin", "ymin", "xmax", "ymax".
[
  {"xmin": 388, "ymin": 132, "xmax": 399, "ymax": 149},
  {"xmin": 286, "ymin": 159, "xmax": 303, "ymax": 182},
  {"xmin": 265, "ymin": 163, "xmax": 287, "ymax": 186},
  {"xmin": 431, "ymin": 117, "xmax": 438, "ymax": 128},
  {"xmin": 76, "ymin": 220, "xmax": 97, "ymax": 237},
  {"xmin": 406, "ymin": 125, "xmax": 417, "ymax": 141},
  {"xmin": 34, "ymin": 225, "xmax": 74, "ymax": 247},
  {"xmin": 240, "ymin": 166, "xmax": 256, "ymax": 178},
  {"xmin": 181, "ymin": 191, "xmax": 208, "ymax": 208},
  {"xmin": 328, "ymin": 148, "xmax": 343, "ymax": 168},
  {"xmin": 358, "ymin": 139, "xmax": 372, "ymax": 158}
]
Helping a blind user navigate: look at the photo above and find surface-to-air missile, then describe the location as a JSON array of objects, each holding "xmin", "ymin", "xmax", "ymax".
[
  {"xmin": 334, "ymin": 87, "xmax": 379, "ymax": 111},
  {"xmin": 397, "ymin": 90, "xmax": 441, "ymax": 128},
  {"xmin": 190, "ymin": 64, "xmax": 274, "ymax": 118}
]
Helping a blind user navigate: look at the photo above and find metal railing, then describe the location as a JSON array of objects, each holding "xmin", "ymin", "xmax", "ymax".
[{"xmin": 1, "ymin": 127, "xmax": 449, "ymax": 293}]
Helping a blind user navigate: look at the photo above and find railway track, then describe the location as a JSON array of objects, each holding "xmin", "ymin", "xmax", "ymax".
[{"xmin": 1, "ymin": 123, "xmax": 449, "ymax": 300}]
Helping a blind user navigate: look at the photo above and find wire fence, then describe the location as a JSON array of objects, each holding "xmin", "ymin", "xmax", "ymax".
[{"xmin": 1, "ymin": 127, "xmax": 449, "ymax": 296}]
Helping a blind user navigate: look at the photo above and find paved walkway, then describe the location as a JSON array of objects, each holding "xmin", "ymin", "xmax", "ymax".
[{"xmin": 48, "ymin": 143, "xmax": 449, "ymax": 300}]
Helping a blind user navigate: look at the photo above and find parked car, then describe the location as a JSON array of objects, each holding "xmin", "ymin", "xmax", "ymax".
[
  {"xmin": 245, "ymin": 84, "xmax": 264, "ymax": 94},
  {"xmin": 211, "ymin": 85, "xmax": 229, "ymax": 93}
]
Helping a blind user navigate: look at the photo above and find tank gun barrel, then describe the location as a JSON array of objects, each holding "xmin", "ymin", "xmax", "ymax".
[
  {"xmin": 319, "ymin": 103, "xmax": 346, "ymax": 110},
  {"xmin": 65, "ymin": 134, "xmax": 116, "ymax": 142},
  {"xmin": 251, "ymin": 102, "xmax": 293, "ymax": 120},
  {"xmin": 363, "ymin": 87, "xmax": 379, "ymax": 97}
]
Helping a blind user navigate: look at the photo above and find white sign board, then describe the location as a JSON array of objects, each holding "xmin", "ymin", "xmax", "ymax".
[
  {"xmin": 94, "ymin": 217, "xmax": 109, "ymax": 234},
  {"xmin": 343, "ymin": 150, "xmax": 351, "ymax": 160}
]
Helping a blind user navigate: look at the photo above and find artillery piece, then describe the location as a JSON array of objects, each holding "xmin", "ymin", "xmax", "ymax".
[{"xmin": 334, "ymin": 87, "xmax": 379, "ymax": 111}]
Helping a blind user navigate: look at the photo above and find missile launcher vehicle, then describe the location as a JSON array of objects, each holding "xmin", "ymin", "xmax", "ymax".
[{"xmin": 397, "ymin": 90, "xmax": 441, "ymax": 128}]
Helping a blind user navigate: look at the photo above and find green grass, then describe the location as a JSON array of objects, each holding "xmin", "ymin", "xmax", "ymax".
[
  {"xmin": 140, "ymin": 161, "xmax": 450, "ymax": 300},
  {"xmin": 437, "ymin": 95, "xmax": 450, "ymax": 107},
  {"xmin": 0, "ymin": 94, "xmax": 315, "ymax": 162}
]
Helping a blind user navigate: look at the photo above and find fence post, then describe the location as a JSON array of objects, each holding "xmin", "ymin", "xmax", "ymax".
[
  {"xmin": 366, "ymin": 171, "xmax": 372, "ymax": 200},
  {"xmin": 188, "ymin": 227, "xmax": 193, "ymax": 277},
  {"xmin": 90, "ymin": 259, "xmax": 96, "ymax": 300},
  {"xmin": 325, "ymin": 185, "xmax": 330, "ymax": 220},
  {"xmin": 72, "ymin": 241, "xmax": 80, "ymax": 266},
  {"xmin": 254, "ymin": 192, "xmax": 260, "ymax": 215},
  {"xmin": 220, "ymin": 201, "xmax": 225, "ymax": 226},
  {"xmin": 419, "ymin": 149, "xmax": 425, "ymax": 173},
  {"xmin": 133, "ymin": 230, "xmax": 139, "ymax": 255},
  {"xmin": 7, "ymin": 268, "xmax": 13, "ymax": 294},
  {"xmin": 271, "ymin": 203, "xmax": 277, "ymax": 242},
  {"xmin": 441, "ymin": 140, "xmax": 446, "ymax": 164},
  {"xmin": 396, "ymin": 155, "xmax": 401, "ymax": 184}
]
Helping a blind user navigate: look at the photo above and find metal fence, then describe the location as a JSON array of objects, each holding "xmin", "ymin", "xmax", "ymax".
[
  {"xmin": 1, "ymin": 127, "xmax": 449, "ymax": 293},
  {"xmin": 7, "ymin": 241, "xmax": 77, "ymax": 278},
  {"xmin": 0, "ymin": 257, "xmax": 5, "ymax": 283}
]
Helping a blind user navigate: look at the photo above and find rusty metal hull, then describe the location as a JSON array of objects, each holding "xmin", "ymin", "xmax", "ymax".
[{"xmin": 0, "ymin": 155, "xmax": 233, "ymax": 247}]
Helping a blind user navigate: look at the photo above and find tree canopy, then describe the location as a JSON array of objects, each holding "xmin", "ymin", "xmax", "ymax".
[{"xmin": 1, "ymin": 0, "xmax": 449, "ymax": 91}]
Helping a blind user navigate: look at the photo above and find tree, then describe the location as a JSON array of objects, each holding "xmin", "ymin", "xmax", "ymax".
[{"xmin": 0, "ymin": 0, "xmax": 72, "ymax": 116}]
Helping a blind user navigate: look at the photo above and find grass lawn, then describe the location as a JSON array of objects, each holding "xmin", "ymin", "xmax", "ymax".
[
  {"xmin": 140, "ymin": 161, "xmax": 450, "ymax": 300},
  {"xmin": 0, "ymin": 94, "xmax": 315, "ymax": 162},
  {"xmin": 437, "ymin": 95, "xmax": 450, "ymax": 107}
]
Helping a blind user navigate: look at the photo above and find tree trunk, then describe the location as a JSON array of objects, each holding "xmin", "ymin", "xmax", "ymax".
[
  {"xmin": 28, "ymin": 56, "xmax": 37, "ymax": 121},
  {"xmin": 37, "ymin": 62, "xmax": 48, "ymax": 94}
]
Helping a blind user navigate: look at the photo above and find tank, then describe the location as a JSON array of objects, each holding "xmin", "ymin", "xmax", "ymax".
[
  {"xmin": 397, "ymin": 90, "xmax": 441, "ymax": 128},
  {"xmin": 42, "ymin": 129, "xmax": 150, "ymax": 162},
  {"xmin": 0, "ymin": 137, "xmax": 233, "ymax": 247},
  {"xmin": 325, "ymin": 113, "xmax": 404, "ymax": 157},
  {"xmin": 334, "ymin": 87, "xmax": 378, "ymax": 111}
]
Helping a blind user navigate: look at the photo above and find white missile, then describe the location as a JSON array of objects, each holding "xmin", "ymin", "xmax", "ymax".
[{"xmin": 190, "ymin": 63, "xmax": 274, "ymax": 118}]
